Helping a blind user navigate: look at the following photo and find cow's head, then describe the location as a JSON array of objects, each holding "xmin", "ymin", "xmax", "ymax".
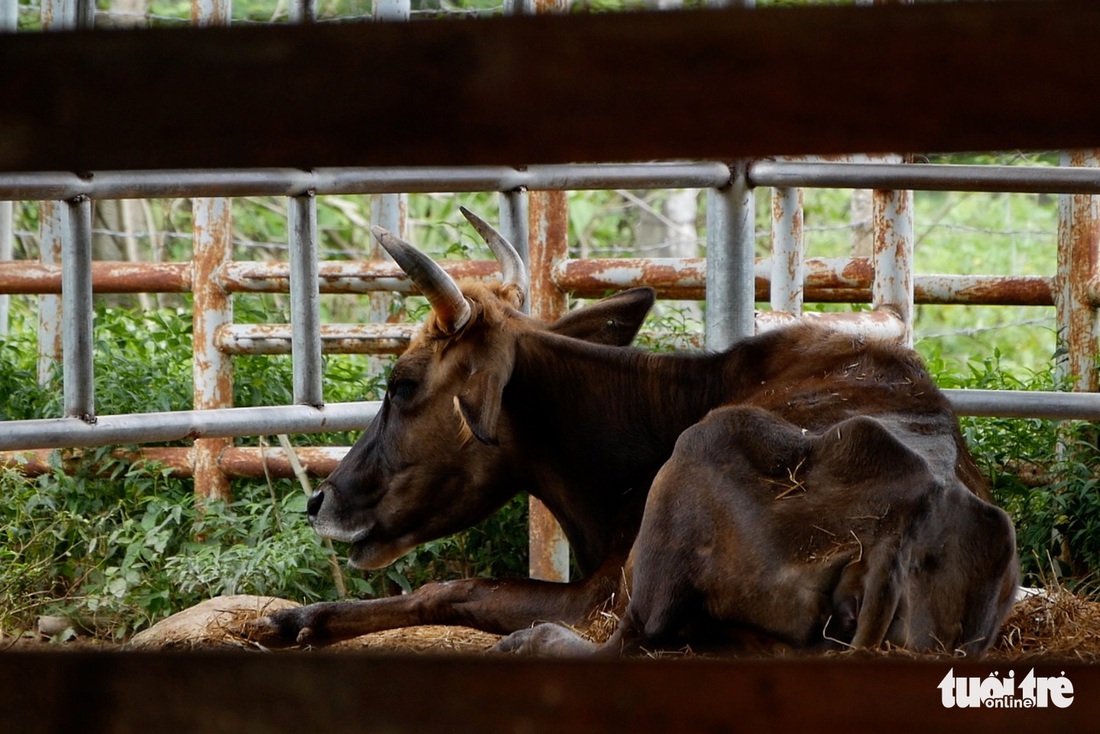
[{"xmin": 308, "ymin": 208, "xmax": 655, "ymax": 569}]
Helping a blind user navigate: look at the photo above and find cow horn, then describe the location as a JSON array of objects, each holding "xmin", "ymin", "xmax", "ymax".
[
  {"xmin": 459, "ymin": 207, "xmax": 529, "ymax": 304},
  {"xmin": 371, "ymin": 226, "xmax": 471, "ymax": 334}
]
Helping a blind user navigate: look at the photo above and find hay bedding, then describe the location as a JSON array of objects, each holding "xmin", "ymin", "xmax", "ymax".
[
  {"xmin": 124, "ymin": 595, "xmax": 503, "ymax": 654},
  {"xmin": 16, "ymin": 589, "xmax": 1100, "ymax": 660}
]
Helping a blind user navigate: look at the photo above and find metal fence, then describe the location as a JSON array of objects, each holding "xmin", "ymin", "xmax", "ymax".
[
  {"xmin": 3, "ymin": 0, "xmax": 1100, "ymax": 582},
  {"xmin": 3, "ymin": 157, "xmax": 1100, "ymax": 436}
]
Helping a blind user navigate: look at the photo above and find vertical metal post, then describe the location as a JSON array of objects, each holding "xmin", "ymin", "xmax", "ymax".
[
  {"xmin": 871, "ymin": 186, "xmax": 914, "ymax": 345},
  {"xmin": 705, "ymin": 161, "xmax": 756, "ymax": 350},
  {"xmin": 1056, "ymin": 150, "xmax": 1100, "ymax": 392},
  {"xmin": 860, "ymin": 0, "xmax": 914, "ymax": 346},
  {"xmin": 190, "ymin": 0, "xmax": 233, "ymax": 502},
  {"xmin": 515, "ymin": 0, "xmax": 570, "ymax": 583},
  {"xmin": 523, "ymin": 190, "xmax": 563, "ymax": 581},
  {"xmin": 289, "ymin": 193, "xmax": 323, "ymax": 407},
  {"xmin": 37, "ymin": 203, "xmax": 63, "ymax": 386},
  {"xmin": 372, "ymin": 0, "xmax": 408, "ymax": 20},
  {"xmin": 0, "ymin": 0, "xmax": 16, "ymax": 32},
  {"xmin": 500, "ymin": 190, "xmax": 530, "ymax": 301},
  {"xmin": 0, "ymin": 201, "xmax": 11, "ymax": 338},
  {"xmin": 770, "ymin": 187, "xmax": 804, "ymax": 314},
  {"xmin": 192, "ymin": 198, "xmax": 234, "ymax": 501},
  {"xmin": 62, "ymin": 197, "xmax": 94, "ymax": 420},
  {"xmin": 289, "ymin": 0, "xmax": 315, "ymax": 22},
  {"xmin": 527, "ymin": 190, "xmax": 570, "ymax": 582},
  {"xmin": 37, "ymin": 0, "xmax": 85, "ymax": 385},
  {"xmin": 369, "ymin": 0, "xmax": 409, "ymax": 328},
  {"xmin": 41, "ymin": 0, "xmax": 74, "ymax": 28}
]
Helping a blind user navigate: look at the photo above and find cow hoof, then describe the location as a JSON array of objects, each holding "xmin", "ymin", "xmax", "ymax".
[
  {"xmin": 496, "ymin": 623, "xmax": 597, "ymax": 657},
  {"xmin": 240, "ymin": 606, "xmax": 329, "ymax": 649}
]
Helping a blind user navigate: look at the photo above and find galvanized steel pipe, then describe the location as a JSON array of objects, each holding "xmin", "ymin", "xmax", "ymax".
[
  {"xmin": 872, "ymin": 188, "xmax": 914, "ymax": 345},
  {"xmin": 0, "ymin": 201, "xmax": 10, "ymax": 337},
  {"xmin": 0, "ymin": 401, "xmax": 382, "ymax": 451},
  {"xmin": 0, "ymin": 0, "xmax": 16, "ymax": 31},
  {"xmin": 4, "ymin": 162, "xmax": 1100, "ymax": 202},
  {"xmin": 0, "ymin": 163, "xmax": 733, "ymax": 201},
  {"xmin": 705, "ymin": 162, "xmax": 755, "ymax": 351},
  {"xmin": 289, "ymin": 193, "xmax": 324, "ymax": 407},
  {"xmin": 61, "ymin": 196, "xmax": 94, "ymax": 419},
  {"xmin": 749, "ymin": 160, "xmax": 1100, "ymax": 195},
  {"xmin": 944, "ymin": 389, "xmax": 1100, "ymax": 421}
]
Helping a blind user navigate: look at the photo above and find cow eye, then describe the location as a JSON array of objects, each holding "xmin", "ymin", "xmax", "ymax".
[{"xmin": 389, "ymin": 379, "xmax": 418, "ymax": 402}]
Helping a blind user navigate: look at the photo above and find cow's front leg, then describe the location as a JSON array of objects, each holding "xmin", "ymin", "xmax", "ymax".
[{"xmin": 243, "ymin": 576, "xmax": 610, "ymax": 648}]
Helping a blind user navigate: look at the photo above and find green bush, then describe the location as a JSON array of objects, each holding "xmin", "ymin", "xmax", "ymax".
[
  {"xmin": 925, "ymin": 349, "xmax": 1100, "ymax": 588},
  {"xmin": 0, "ymin": 302, "xmax": 529, "ymax": 639}
]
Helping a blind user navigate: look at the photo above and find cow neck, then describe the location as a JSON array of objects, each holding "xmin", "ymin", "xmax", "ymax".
[{"xmin": 507, "ymin": 332, "xmax": 738, "ymax": 573}]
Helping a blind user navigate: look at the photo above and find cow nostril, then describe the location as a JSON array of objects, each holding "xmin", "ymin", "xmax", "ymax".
[{"xmin": 306, "ymin": 489, "xmax": 325, "ymax": 518}]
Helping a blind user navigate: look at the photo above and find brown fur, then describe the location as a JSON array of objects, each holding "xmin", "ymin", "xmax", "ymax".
[{"xmin": 253, "ymin": 283, "xmax": 1018, "ymax": 656}]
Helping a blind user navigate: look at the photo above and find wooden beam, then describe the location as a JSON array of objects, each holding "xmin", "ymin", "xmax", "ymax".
[
  {"xmin": 3, "ymin": 652, "xmax": 1096, "ymax": 732},
  {"xmin": 1, "ymin": 1, "xmax": 1099, "ymax": 171}
]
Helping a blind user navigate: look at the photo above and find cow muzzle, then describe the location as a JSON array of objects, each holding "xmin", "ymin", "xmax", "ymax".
[
  {"xmin": 306, "ymin": 487, "xmax": 325, "ymax": 522},
  {"xmin": 305, "ymin": 483, "xmax": 365, "ymax": 544}
]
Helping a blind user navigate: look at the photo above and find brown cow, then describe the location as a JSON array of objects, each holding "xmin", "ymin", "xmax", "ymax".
[{"xmin": 253, "ymin": 209, "xmax": 1018, "ymax": 655}]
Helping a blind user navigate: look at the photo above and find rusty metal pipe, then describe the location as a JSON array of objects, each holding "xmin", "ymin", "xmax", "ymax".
[
  {"xmin": 770, "ymin": 187, "xmax": 804, "ymax": 313},
  {"xmin": 215, "ymin": 323, "xmax": 416, "ymax": 355},
  {"xmin": 552, "ymin": 257, "xmax": 1055, "ymax": 306},
  {"xmin": 755, "ymin": 309, "xmax": 907, "ymax": 341}
]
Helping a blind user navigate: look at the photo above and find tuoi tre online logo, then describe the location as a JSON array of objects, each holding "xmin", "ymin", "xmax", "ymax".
[{"xmin": 938, "ymin": 668, "xmax": 1074, "ymax": 709}]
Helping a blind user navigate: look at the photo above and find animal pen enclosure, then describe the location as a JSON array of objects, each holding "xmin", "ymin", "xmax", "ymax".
[{"xmin": 4, "ymin": 0, "xmax": 1100, "ymax": 731}]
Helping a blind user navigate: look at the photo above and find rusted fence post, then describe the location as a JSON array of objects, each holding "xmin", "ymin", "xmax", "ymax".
[
  {"xmin": 1055, "ymin": 150, "xmax": 1100, "ymax": 393},
  {"xmin": 189, "ymin": 0, "xmax": 233, "ymax": 502},
  {"xmin": 871, "ymin": 183, "xmax": 914, "ymax": 345},
  {"xmin": 512, "ymin": 0, "xmax": 571, "ymax": 584},
  {"xmin": 191, "ymin": 198, "xmax": 234, "ymax": 501},
  {"xmin": 527, "ymin": 190, "xmax": 570, "ymax": 582},
  {"xmin": 770, "ymin": 186, "xmax": 804, "ymax": 315}
]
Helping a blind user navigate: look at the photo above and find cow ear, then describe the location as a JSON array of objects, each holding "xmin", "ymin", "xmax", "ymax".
[
  {"xmin": 456, "ymin": 346, "xmax": 515, "ymax": 445},
  {"xmin": 549, "ymin": 287, "xmax": 656, "ymax": 346}
]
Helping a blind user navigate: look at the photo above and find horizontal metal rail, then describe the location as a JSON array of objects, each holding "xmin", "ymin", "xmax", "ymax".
[
  {"xmin": 0, "ymin": 257, "xmax": 1058, "ymax": 306},
  {"xmin": 0, "ymin": 401, "xmax": 381, "ymax": 451},
  {"xmin": 4, "ymin": 390, "xmax": 1100, "ymax": 452},
  {"xmin": 0, "ymin": 446, "xmax": 351, "ymax": 480},
  {"xmin": 0, "ymin": 163, "xmax": 733, "ymax": 201},
  {"xmin": 749, "ymin": 161, "xmax": 1100, "ymax": 194},
  {"xmin": 215, "ymin": 323, "xmax": 416, "ymax": 355},
  {"xmin": 2, "ymin": 161, "xmax": 1100, "ymax": 202},
  {"xmin": 943, "ymin": 389, "xmax": 1100, "ymax": 420},
  {"xmin": 552, "ymin": 257, "xmax": 1057, "ymax": 306}
]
